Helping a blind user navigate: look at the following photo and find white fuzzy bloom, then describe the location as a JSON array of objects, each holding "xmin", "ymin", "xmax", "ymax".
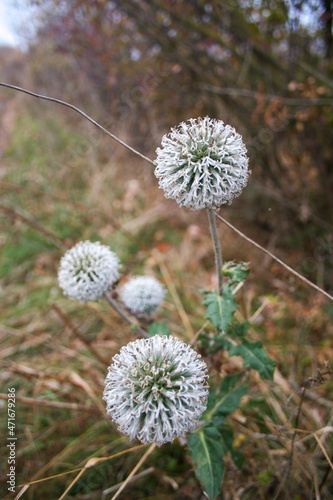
[
  {"xmin": 119, "ymin": 276, "xmax": 165, "ymax": 315},
  {"xmin": 58, "ymin": 241, "xmax": 121, "ymax": 302},
  {"xmin": 103, "ymin": 335, "xmax": 209, "ymax": 447},
  {"xmin": 155, "ymin": 117, "xmax": 250, "ymax": 210}
]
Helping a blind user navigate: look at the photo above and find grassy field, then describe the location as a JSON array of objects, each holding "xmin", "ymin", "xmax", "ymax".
[{"xmin": 1, "ymin": 91, "xmax": 333, "ymax": 500}]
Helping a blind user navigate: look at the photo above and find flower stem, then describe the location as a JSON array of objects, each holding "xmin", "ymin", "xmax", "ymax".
[
  {"xmin": 207, "ymin": 208, "xmax": 223, "ymax": 295},
  {"xmin": 104, "ymin": 292, "xmax": 149, "ymax": 338}
]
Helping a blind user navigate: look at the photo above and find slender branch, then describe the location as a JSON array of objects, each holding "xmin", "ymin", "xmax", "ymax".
[
  {"xmin": 0, "ymin": 81, "xmax": 154, "ymax": 166},
  {"xmin": 207, "ymin": 208, "xmax": 224, "ymax": 295},
  {"xmin": 215, "ymin": 212, "xmax": 333, "ymax": 302},
  {"xmin": 203, "ymin": 84, "xmax": 333, "ymax": 106},
  {"xmin": 104, "ymin": 292, "xmax": 149, "ymax": 338},
  {"xmin": 287, "ymin": 385, "xmax": 308, "ymax": 481},
  {"xmin": 51, "ymin": 303, "xmax": 109, "ymax": 366},
  {"xmin": 0, "ymin": 200, "xmax": 69, "ymax": 250}
]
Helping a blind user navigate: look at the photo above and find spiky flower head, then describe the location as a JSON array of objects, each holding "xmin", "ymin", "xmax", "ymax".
[
  {"xmin": 119, "ymin": 276, "xmax": 165, "ymax": 315},
  {"xmin": 154, "ymin": 116, "xmax": 250, "ymax": 210},
  {"xmin": 58, "ymin": 241, "xmax": 121, "ymax": 302},
  {"xmin": 103, "ymin": 335, "xmax": 209, "ymax": 447}
]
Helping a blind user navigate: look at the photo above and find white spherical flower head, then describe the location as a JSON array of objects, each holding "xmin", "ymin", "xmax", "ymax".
[
  {"xmin": 58, "ymin": 241, "xmax": 121, "ymax": 302},
  {"xmin": 119, "ymin": 276, "xmax": 165, "ymax": 315},
  {"xmin": 103, "ymin": 335, "xmax": 209, "ymax": 447},
  {"xmin": 155, "ymin": 116, "xmax": 250, "ymax": 210}
]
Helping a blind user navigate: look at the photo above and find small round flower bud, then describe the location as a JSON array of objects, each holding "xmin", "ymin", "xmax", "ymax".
[
  {"xmin": 58, "ymin": 241, "xmax": 121, "ymax": 302},
  {"xmin": 119, "ymin": 276, "xmax": 165, "ymax": 315},
  {"xmin": 103, "ymin": 335, "xmax": 209, "ymax": 447},
  {"xmin": 155, "ymin": 116, "xmax": 250, "ymax": 210}
]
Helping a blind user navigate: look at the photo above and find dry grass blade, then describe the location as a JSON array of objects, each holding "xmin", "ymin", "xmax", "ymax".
[
  {"xmin": 102, "ymin": 467, "xmax": 155, "ymax": 498},
  {"xmin": 69, "ymin": 370, "xmax": 106, "ymax": 416},
  {"xmin": 110, "ymin": 443, "xmax": 156, "ymax": 500},
  {"xmin": 12, "ymin": 444, "xmax": 145, "ymax": 500},
  {"xmin": 151, "ymin": 249, "xmax": 194, "ymax": 338},
  {"xmin": 313, "ymin": 434, "xmax": 333, "ymax": 472},
  {"xmin": 13, "ymin": 484, "xmax": 29, "ymax": 500},
  {"xmin": 0, "ymin": 393, "xmax": 100, "ymax": 414},
  {"xmin": 57, "ymin": 457, "xmax": 99, "ymax": 500},
  {"xmin": 57, "ymin": 445, "xmax": 146, "ymax": 499}
]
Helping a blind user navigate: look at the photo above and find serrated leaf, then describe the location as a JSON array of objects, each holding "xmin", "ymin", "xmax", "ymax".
[
  {"xmin": 227, "ymin": 321, "xmax": 250, "ymax": 338},
  {"xmin": 205, "ymin": 374, "xmax": 248, "ymax": 421},
  {"xmin": 188, "ymin": 426, "xmax": 225, "ymax": 500},
  {"xmin": 204, "ymin": 287, "xmax": 236, "ymax": 331},
  {"xmin": 223, "ymin": 262, "xmax": 250, "ymax": 284},
  {"xmin": 229, "ymin": 339, "xmax": 276, "ymax": 380},
  {"xmin": 148, "ymin": 321, "xmax": 170, "ymax": 338}
]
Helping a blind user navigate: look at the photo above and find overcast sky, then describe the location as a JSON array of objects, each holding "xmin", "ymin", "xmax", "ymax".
[{"xmin": 0, "ymin": 0, "xmax": 36, "ymax": 48}]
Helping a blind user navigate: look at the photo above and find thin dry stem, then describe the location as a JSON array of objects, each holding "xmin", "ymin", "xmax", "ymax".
[
  {"xmin": 51, "ymin": 303, "xmax": 109, "ymax": 366},
  {"xmin": 110, "ymin": 443, "xmax": 156, "ymax": 500},
  {"xmin": 102, "ymin": 467, "xmax": 155, "ymax": 498},
  {"xmin": 0, "ymin": 81, "xmax": 154, "ymax": 165},
  {"xmin": 215, "ymin": 212, "xmax": 333, "ymax": 302},
  {"xmin": 104, "ymin": 292, "xmax": 149, "ymax": 338},
  {"xmin": 0, "ymin": 393, "xmax": 100, "ymax": 414},
  {"xmin": 207, "ymin": 208, "xmax": 224, "ymax": 295},
  {"xmin": 0, "ymin": 200, "xmax": 69, "ymax": 249}
]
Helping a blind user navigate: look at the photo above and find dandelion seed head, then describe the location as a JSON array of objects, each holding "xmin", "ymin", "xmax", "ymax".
[
  {"xmin": 58, "ymin": 241, "xmax": 121, "ymax": 302},
  {"xmin": 120, "ymin": 276, "xmax": 165, "ymax": 315},
  {"xmin": 103, "ymin": 335, "xmax": 209, "ymax": 446},
  {"xmin": 154, "ymin": 117, "xmax": 250, "ymax": 210}
]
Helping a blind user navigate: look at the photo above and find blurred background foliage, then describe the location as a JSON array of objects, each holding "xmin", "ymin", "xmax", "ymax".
[
  {"xmin": 0, "ymin": 1, "xmax": 333, "ymax": 498},
  {"xmin": 15, "ymin": 0, "xmax": 332, "ymax": 292}
]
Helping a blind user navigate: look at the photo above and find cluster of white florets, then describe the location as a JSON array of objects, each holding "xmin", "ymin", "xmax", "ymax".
[
  {"xmin": 58, "ymin": 241, "xmax": 120, "ymax": 302},
  {"xmin": 103, "ymin": 335, "xmax": 209, "ymax": 446},
  {"xmin": 154, "ymin": 116, "xmax": 250, "ymax": 210},
  {"xmin": 119, "ymin": 276, "xmax": 165, "ymax": 315}
]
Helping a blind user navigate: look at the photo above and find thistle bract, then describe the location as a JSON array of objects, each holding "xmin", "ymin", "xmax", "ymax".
[
  {"xmin": 119, "ymin": 276, "xmax": 165, "ymax": 315},
  {"xmin": 103, "ymin": 335, "xmax": 209, "ymax": 446},
  {"xmin": 154, "ymin": 117, "xmax": 250, "ymax": 210},
  {"xmin": 58, "ymin": 241, "xmax": 120, "ymax": 302}
]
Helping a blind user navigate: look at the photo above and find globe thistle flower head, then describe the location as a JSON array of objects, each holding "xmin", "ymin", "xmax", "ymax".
[
  {"xmin": 103, "ymin": 335, "xmax": 209, "ymax": 447},
  {"xmin": 154, "ymin": 117, "xmax": 250, "ymax": 210},
  {"xmin": 119, "ymin": 276, "xmax": 165, "ymax": 315},
  {"xmin": 58, "ymin": 241, "xmax": 121, "ymax": 302}
]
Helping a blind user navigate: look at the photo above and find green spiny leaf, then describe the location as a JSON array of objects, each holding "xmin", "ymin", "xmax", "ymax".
[
  {"xmin": 188, "ymin": 426, "xmax": 225, "ymax": 500},
  {"xmin": 223, "ymin": 262, "xmax": 250, "ymax": 284},
  {"xmin": 229, "ymin": 339, "xmax": 276, "ymax": 380},
  {"xmin": 227, "ymin": 321, "xmax": 250, "ymax": 338},
  {"xmin": 204, "ymin": 287, "xmax": 236, "ymax": 331}
]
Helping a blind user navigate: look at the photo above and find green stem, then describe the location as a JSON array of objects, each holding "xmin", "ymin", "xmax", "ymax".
[{"xmin": 207, "ymin": 208, "xmax": 223, "ymax": 295}]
